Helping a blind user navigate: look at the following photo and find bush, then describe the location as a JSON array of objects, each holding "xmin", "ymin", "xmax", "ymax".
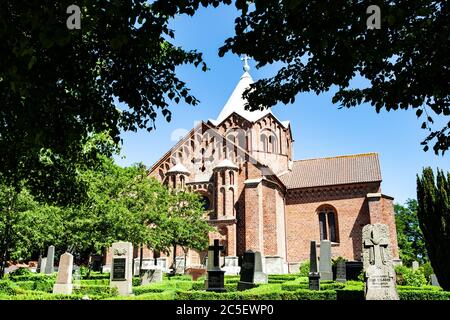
[
  {"xmin": 398, "ymin": 285, "xmax": 442, "ymax": 291},
  {"xmin": 336, "ymin": 289, "xmax": 364, "ymax": 300},
  {"xmin": 399, "ymin": 290, "xmax": 450, "ymax": 300},
  {"xmin": 420, "ymin": 262, "xmax": 434, "ymax": 283},
  {"xmin": 0, "ymin": 280, "xmax": 17, "ymax": 295},
  {"xmin": 133, "ymin": 281, "xmax": 193, "ymax": 295},
  {"xmin": 8, "ymin": 273, "xmax": 54, "ymax": 282},
  {"xmin": 81, "ymin": 272, "xmax": 110, "ymax": 280},
  {"xmin": 106, "ymin": 291, "xmax": 176, "ymax": 300},
  {"xmin": 395, "ymin": 266, "xmax": 427, "ymax": 287},
  {"xmin": 298, "ymin": 261, "xmax": 310, "ymax": 277},
  {"xmin": 74, "ymin": 285, "xmax": 118, "ymax": 297},
  {"xmin": 280, "ymin": 289, "xmax": 336, "ymax": 300},
  {"xmin": 8, "ymin": 267, "xmax": 33, "ymax": 277}
]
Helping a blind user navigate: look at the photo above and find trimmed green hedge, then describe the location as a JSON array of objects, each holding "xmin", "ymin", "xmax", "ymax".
[
  {"xmin": 74, "ymin": 285, "xmax": 118, "ymax": 296},
  {"xmin": 7, "ymin": 274, "xmax": 55, "ymax": 282},
  {"xmin": 399, "ymin": 290, "xmax": 450, "ymax": 300},
  {"xmin": 133, "ymin": 281, "xmax": 193, "ymax": 295}
]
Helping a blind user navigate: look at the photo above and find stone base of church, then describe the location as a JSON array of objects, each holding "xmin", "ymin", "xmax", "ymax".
[
  {"xmin": 264, "ymin": 256, "xmax": 288, "ymax": 274},
  {"xmin": 222, "ymin": 256, "xmax": 240, "ymax": 275}
]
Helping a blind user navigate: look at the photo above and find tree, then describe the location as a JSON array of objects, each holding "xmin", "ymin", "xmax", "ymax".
[
  {"xmin": 0, "ymin": 0, "xmax": 232, "ymax": 202},
  {"xmin": 0, "ymin": 182, "xmax": 62, "ymax": 278},
  {"xmin": 417, "ymin": 167, "xmax": 450, "ymax": 290},
  {"xmin": 394, "ymin": 199, "xmax": 428, "ymax": 266},
  {"xmin": 219, "ymin": 0, "xmax": 450, "ymax": 154},
  {"xmin": 164, "ymin": 190, "xmax": 212, "ymax": 274}
]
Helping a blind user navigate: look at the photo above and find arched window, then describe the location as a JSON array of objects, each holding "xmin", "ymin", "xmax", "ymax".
[
  {"xmin": 180, "ymin": 175, "xmax": 185, "ymax": 188},
  {"xmin": 221, "ymin": 171, "xmax": 226, "ymax": 185},
  {"xmin": 220, "ymin": 188, "xmax": 226, "ymax": 216},
  {"xmin": 260, "ymin": 135, "xmax": 268, "ymax": 152},
  {"xmin": 317, "ymin": 206, "xmax": 338, "ymax": 242},
  {"xmin": 229, "ymin": 187, "xmax": 235, "ymax": 216},
  {"xmin": 171, "ymin": 175, "xmax": 176, "ymax": 188},
  {"xmin": 229, "ymin": 171, "xmax": 234, "ymax": 185}
]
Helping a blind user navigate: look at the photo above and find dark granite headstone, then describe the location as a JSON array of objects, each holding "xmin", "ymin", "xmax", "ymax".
[
  {"xmin": 237, "ymin": 251, "xmax": 256, "ymax": 290},
  {"xmin": 308, "ymin": 240, "xmax": 320, "ymax": 290},
  {"xmin": 36, "ymin": 255, "xmax": 42, "ymax": 273},
  {"xmin": 336, "ymin": 260, "xmax": 347, "ymax": 282},
  {"xmin": 206, "ymin": 239, "xmax": 225, "ymax": 292},
  {"xmin": 345, "ymin": 261, "xmax": 363, "ymax": 280},
  {"xmin": 90, "ymin": 254, "xmax": 103, "ymax": 272}
]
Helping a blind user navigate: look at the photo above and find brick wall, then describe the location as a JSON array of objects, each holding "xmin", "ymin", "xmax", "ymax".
[{"xmin": 284, "ymin": 182, "xmax": 381, "ymax": 263}]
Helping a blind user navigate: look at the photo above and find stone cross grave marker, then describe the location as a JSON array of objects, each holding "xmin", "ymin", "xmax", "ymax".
[
  {"xmin": 319, "ymin": 240, "xmax": 333, "ymax": 281},
  {"xmin": 206, "ymin": 239, "xmax": 225, "ymax": 292},
  {"xmin": 308, "ymin": 240, "xmax": 320, "ymax": 290},
  {"xmin": 44, "ymin": 245, "xmax": 55, "ymax": 274},
  {"xmin": 362, "ymin": 223, "xmax": 399, "ymax": 300},
  {"xmin": 110, "ymin": 242, "xmax": 133, "ymax": 295},
  {"xmin": 53, "ymin": 252, "xmax": 74, "ymax": 294}
]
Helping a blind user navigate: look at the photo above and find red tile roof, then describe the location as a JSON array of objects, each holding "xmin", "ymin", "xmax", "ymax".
[{"xmin": 278, "ymin": 153, "xmax": 382, "ymax": 189}]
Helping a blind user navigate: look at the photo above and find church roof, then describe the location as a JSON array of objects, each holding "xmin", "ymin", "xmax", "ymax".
[
  {"xmin": 214, "ymin": 159, "xmax": 239, "ymax": 170},
  {"xmin": 167, "ymin": 163, "xmax": 190, "ymax": 175},
  {"xmin": 278, "ymin": 153, "xmax": 382, "ymax": 189},
  {"xmin": 212, "ymin": 71, "xmax": 272, "ymax": 125}
]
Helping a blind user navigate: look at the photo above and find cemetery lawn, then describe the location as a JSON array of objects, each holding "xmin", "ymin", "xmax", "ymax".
[{"xmin": 1, "ymin": 273, "xmax": 449, "ymax": 300}]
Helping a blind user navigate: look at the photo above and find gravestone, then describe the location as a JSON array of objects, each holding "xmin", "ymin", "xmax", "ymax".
[
  {"xmin": 73, "ymin": 266, "xmax": 81, "ymax": 290},
  {"xmin": 431, "ymin": 274, "xmax": 440, "ymax": 286},
  {"xmin": 362, "ymin": 223, "xmax": 399, "ymax": 300},
  {"xmin": 140, "ymin": 266, "xmax": 163, "ymax": 285},
  {"xmin": 336, "ymin": 260, "xmax": 347, "ymax": 283},
  {"xmin": 109, "ymin": 242, "xmax": 133, "ymax": 295},
  {"xmin": 223, "ymin": 256, "xmax": 240, "ymax": 275},
  {"xmin": 36, "ymin": 256, "xmax": 43, "ymax": 273},
  {"xmin": 319, "ymin": 240, "xmax": 333, "ymax": 280},
  {"xmin": 237, "ymin": 251, "xmax": 256, "ymax": 290},
  {"xmin": 175, "ymin": 256, "xmax": 186, "ymax": 274},
  {"xmin": 412, "ymin": 261, "xmax": 419, "ymax": 271},
  {"xmin": 345, "ymin": 261, "xmax": 363, "ymax": 280},
  {"xmin": 39, "ymin": 258, "xmax": 47, "ymax": 274},
  {"xmin": 44, "ymin": 245, "xmax": 55, "ymax": 274},
  {"xmin": 53, "ymin": 252, "xmax": 74, "ymax": 294},
  {"xmin": 206, "ymin": 239, "xmax": 225, "ymax": 292},
  {"xmin": 90, "ymin": 254, "xmax": 103, "ymax": 272},
  {"xmin": 133, "ymin": 258, "xmax": 155, "ymax": 276},
  {"xmin": 156, "ymin": 257, "xmax": 168, "ymax": 271},
  {"xmin": 308, "ymin": 241, "xmax": 320, "ymax": 290}
]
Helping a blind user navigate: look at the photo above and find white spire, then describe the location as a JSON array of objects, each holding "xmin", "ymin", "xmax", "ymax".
[{"xmin": 214, "ymin": 59, "xmax": 271, "ymax": 125}]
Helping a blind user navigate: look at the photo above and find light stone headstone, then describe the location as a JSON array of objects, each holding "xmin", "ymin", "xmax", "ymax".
[
  {"xmin": 109, "ymin": 242, "xmax": 133, "ymax": 295},
  {"xmin": 44, "ymin": 245, "xmax": 55, "ymax": 274},
  {"xmin": 140, "ymin": 266, "xmax": 163, "ymax": 285},
  {"xmin": 39, "ymin": 258, "xmax": 47, "ymax": 274},
  {"xmin": 431, "ymin": 274, "xmax": 440, "ymax": 286},
  {"xmin": 362, "ymin": 223, "xmax": 399, "ymax": 300},
  {"xmin": 53, "ymin": 252, "xmax": 73, "ymax": 294},
  {"xmin": 412, "ymin": 261, "xmax": 419, "ymax": 271},
  {"xmin": 319, "ymin": 240, "xmax": 333, "ymax": 281},
  {"xmin": 156, "ymin": 257, "xmax": 168, "ymax": 271}
]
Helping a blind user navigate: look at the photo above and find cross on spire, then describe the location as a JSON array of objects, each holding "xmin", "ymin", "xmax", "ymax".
[{"xmin": 241, "ymin": 54, "xmax": 251, "ymax": 72}]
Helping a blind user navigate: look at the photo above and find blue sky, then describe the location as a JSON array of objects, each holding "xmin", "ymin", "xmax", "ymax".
[{"xmin": 114, "ymin": 4, "xmax": 449, "ymax": 205}]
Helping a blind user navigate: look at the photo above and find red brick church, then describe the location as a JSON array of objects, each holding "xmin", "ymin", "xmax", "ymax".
[{"xmin": 107, "ymin": 60, "xmax": 399, "ymax": 274}]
